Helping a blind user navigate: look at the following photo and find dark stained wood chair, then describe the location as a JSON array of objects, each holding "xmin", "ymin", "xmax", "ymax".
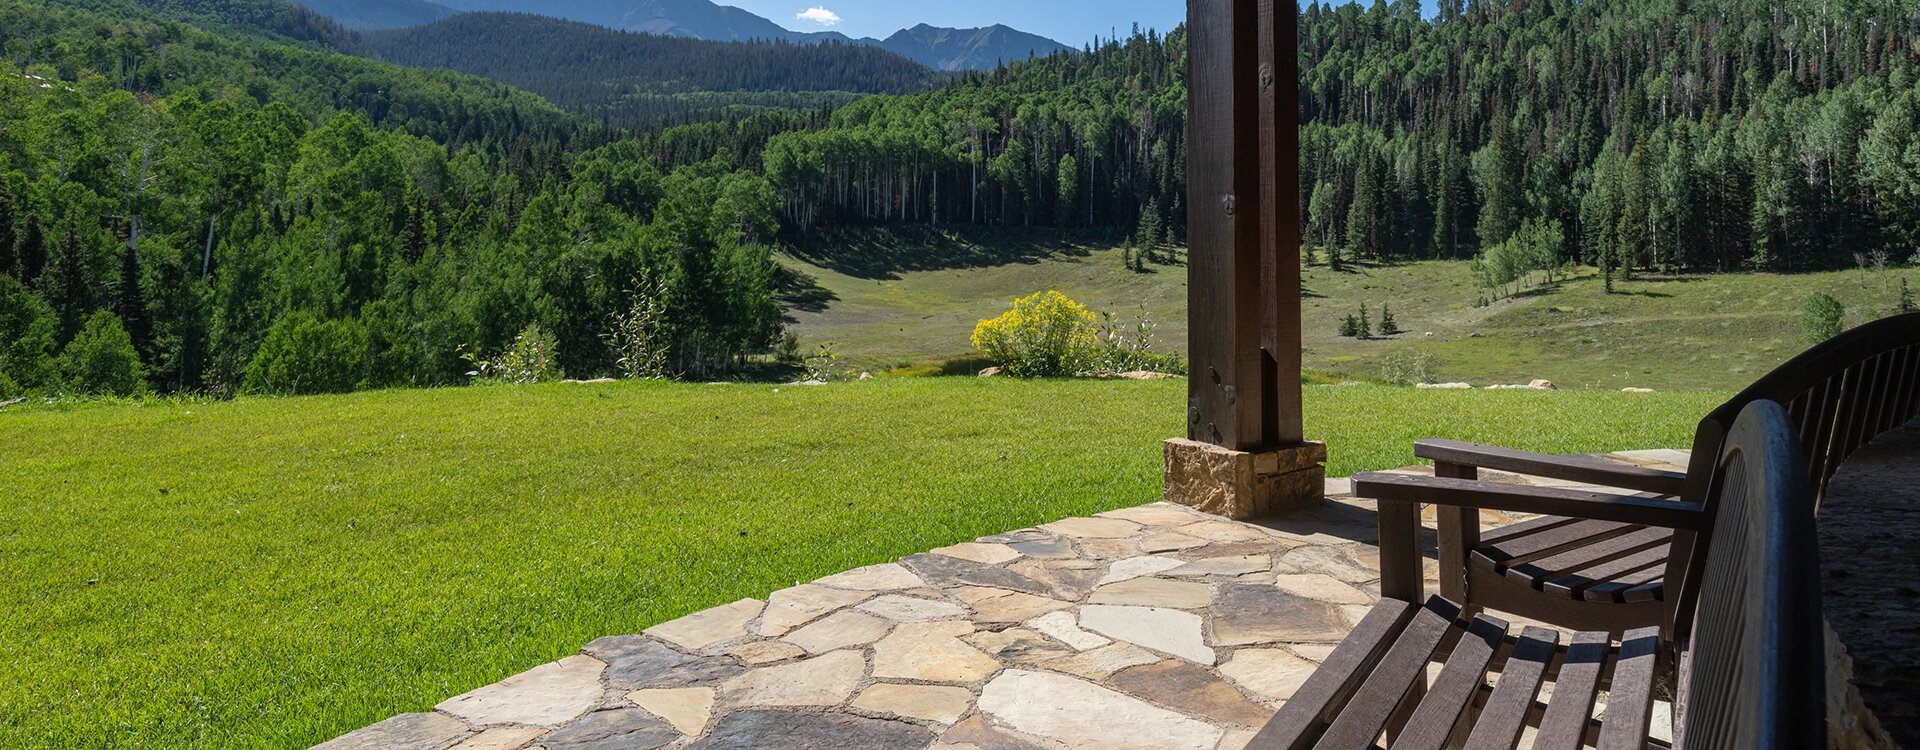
[
  {"xmin": 1355, "ymin": 312, "xmax": 1920, "ymax": 634},
  {"xmin": 1249, "ymin": 400, "xmax": 1826, "ymax": 750}
]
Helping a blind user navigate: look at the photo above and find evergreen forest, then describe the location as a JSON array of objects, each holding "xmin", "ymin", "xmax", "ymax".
[{"xmin": 1, "ymin": 0, "xmax": 1919, "ymax": 399}]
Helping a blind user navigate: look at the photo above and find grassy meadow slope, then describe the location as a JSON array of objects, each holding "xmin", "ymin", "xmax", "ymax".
[
  {"xmin": 782, "ymin": 232, "xmax": 1918, "ymax": 390},
  {"xmin": 0, "ymin": 380, "xmax": 1720, "ymax": 748}
]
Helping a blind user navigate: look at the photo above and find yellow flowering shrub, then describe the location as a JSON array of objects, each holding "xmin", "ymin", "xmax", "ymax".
[{"xmin": 971, "ymin": 290, "xmax": 1100, "ymax": 377}]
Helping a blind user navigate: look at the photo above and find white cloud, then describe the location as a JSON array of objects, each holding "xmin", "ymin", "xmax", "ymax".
[{"xmin": 795, "ymin": 6, "xmax": 842, "ymax": 26}]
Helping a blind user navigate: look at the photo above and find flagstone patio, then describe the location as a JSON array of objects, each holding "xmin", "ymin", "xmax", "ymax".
[{"xmin": 312, "ymin": 450, "xmax": 1692, "ymax": 750}]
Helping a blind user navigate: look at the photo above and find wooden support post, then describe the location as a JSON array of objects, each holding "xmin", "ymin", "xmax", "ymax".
[{"xmin": 1165, "ymin": 0, "xmax": 1324, "ymax": 520}]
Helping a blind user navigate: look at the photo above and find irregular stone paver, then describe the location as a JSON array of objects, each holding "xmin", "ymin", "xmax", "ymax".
[
  {"xmin": 1280, "ymin": 545, "xmax": 1380, "ymax": 585},
  {"xmin": 1088, "ymin": 577, "xmax": 1214, "ymax": 609},
  {"xmin": 450, "ymin": 727, "xmax": 545, "ymax": 750},
  {"xmin": 980, "ymin": 670, "xmax": 1225, "ymax": 750},
  {"xmin": 853, "ymin": 683, "xmax": 976, "ymax": 724},
  {"xmin": 719, "ymin": 649, "xmax": 865, "ymax": 707},
  {"xmin": 955, "ymin": 587, "xmax": 1073, "ymax": 623},
  {"xmin": 1009, "ymin": 558, "xmax": 1104, "ymax": 599},
  {"xmin": 1007, "ymin": 536, "xmax": 1077, "ymax": 559},
  {"xmin": 783, "ymin": 609, "xmax": 894, "ymax": 653},
  {"xmin": 628, "ymin": 687, "xmax": 714, "ymax": 735},
  {"xmin": 755, "ymin": 584, "xmax": 872, "ymax": 636},
  {"xmin": 312, "ymin": 713, "xmax": 469, "ymax": 750},
  {"xmin": 539, "ymin": 708, "xmax": 678, "ymax": 750},
  {"xmin": 938, "ymin": 714, "xmax": 1070, "ymax": 750},
  {"xmin": 857, "ymin": 594, "xmax": 971, "ymax": 622},
  {"xmin": 932, "ymin": 542, "xmax": 1022, "ymax": 565},
  {"xmin": 1080, "ymin": 605, "xmax": 1215, "ymax": 665},
  {"xmin": 335, "ymin": 466, "xmax": 1669, "ymax": 750},
  {"xmin": 1269, "ymin": 573, "xmax": 1372, "ymax": 604},
  {"xmin": 1098, "ymin": 555, "xmax": 1188, "ymax": 585},
  {"xmin": 1167, "ymin": 554, "xmax": 1271, "ymax": 578},
  {"xmin": 583, "ymin": 636, "xmax": 743, "ymax": 689},
  {"xmin": 726, "ymin": 639, "xmax": 803, "ymax": 664},
  {"xmin": 1026, "ymin": 610, "xmax": 1111, "ymax": 650},
  {"xmin": 1040, "ymin": 642, "xmax": 1162, "ymax": 680},
  {"xmin": 686, "ymin": 710, "xmax": 933, "ymax": 750},
  {"xmin": 1097, "ymin": 504, "xmax": 1209, "ymax": 526},
  {"xmin": 1140, "ymin": 530, "xmax": 1211, "ymax": 552},
  {"xmin": 871, "ymin": 621, "xmax": 1001, "ymax": 683},
  {"xmin": 965, "ymin": 626, "xmax": 1075, "ymax": 664},
  {"xmin": 1111, "ymin": 660, "xmax": 1274, "ymax": 727},
  {"xmin": 814, "ymin": 563, "xmax": 925, "ymax": 591},
  {"xmin": 1174, "ymin": 520, "xmax": 1274, "ymax": 543},
  {"xmin": 1077, "ymin": 537, "xmax": 1146, "ymax": 558},
  {"xmin": 1217, "ymin": 648, "xmax": 1319, "ymax": 702},
  {"xmin": 903, "ymin": 554, "xmax": 1056, "ymax": 596},
  {"xmin": 1211, "ymin": 584, "xmax": 1350, "ymax": 646},
  {"xmin": 1041, "ymin": 516, "xmax": 1143, "ymax": 538},
  {"xmin": 645, "ymin": 599, "xmax": 764, "ymax": 651},
  {"xmin": 435, "ymin": 655, "xmax": 605, "ymax": 727}
]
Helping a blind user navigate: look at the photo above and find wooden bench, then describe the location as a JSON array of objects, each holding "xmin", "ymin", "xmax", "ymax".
[
  {"xmin": 1249, "ymin": 400, "xmax": 1826, "ymax": 749},
  {"xmin": 1355, "ymin": 312, "xmax": 1920, "ymax": 634}
]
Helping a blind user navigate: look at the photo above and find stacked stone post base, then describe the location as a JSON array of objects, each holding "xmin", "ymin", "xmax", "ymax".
[{"xmin": 1162, "ymin": 439, "xmax": 1328, "ymax": 520}]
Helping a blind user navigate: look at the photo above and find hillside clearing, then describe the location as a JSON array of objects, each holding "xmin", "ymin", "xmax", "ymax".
[
  {"xmin": 781, "ymin": 233, "xmax": 1915, "ymax": 390},
  {"xmin": 0, "ymin": 380, "xmax": 1720, "ymax": 748}
]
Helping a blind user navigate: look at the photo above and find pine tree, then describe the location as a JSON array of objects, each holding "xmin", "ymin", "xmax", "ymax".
[
  {"xmin": 1327, "ymin": 239, "xmax": 1345, "ymax": 271},
  {"xmin": 1357, "ymin": 302, "xmax": 1372, "ymax": 339},
  {"xmin": 18, "ymin": 216, "xmax": 47, "ymax": 289},
  {"xmin": 1379, "ymin": 303, "xmax": 1401, "ymax": 335},
  {"xmin": 1901, "ymin": 277, "xmax": 1916, "ymax": 314},
  {"xmin": 1340, "ymin": 313, "xmax": 1360, "ymax": 338},
  {"xmin": 1476, "ymin": 114, "xmax": 1526, "ymax": 248},
  {"xmin": 46, "ymin": 214, "xmax": 94, "ymax": 344},
  {"xmin": 0, "ymin": 174, "xmax": 15, "ymax": 280},
  {"xmin": 402, "ymin": 199, "xmax": 429, "ymax": 264},
  {"xmin": 117, "ymin": 243, "xmax": 151, "ymax": 359}
]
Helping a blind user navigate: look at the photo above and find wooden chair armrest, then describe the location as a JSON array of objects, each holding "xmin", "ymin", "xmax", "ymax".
[
  {"xmin": 1414, "ymin": 439, "xmax": 1688, "ymax": 497},
  {"xmin": 1353, "ymin": 472, "xmax": 1708, "ymax": 530}
]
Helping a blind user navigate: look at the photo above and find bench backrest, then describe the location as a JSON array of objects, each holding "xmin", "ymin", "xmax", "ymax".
[
  {"xmin": 1661, "ymin": 313, "xmax": 1920, "ymax": 636},
  {"xmin": 1684, "ymin": 311, "xmax": 1920, "ymax": 507},
  {"xmin": 1675, "ymin": 400, "xmax": 1826, "ymax": 750}
]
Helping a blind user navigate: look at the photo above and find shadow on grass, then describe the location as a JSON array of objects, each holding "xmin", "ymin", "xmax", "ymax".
[
  {"xmin": 774, "ymin": 265, "xmax": 838, "ymax": 313},
  {"xmin": 784, "ymin": 226, "xmax": 1114, "ymax": 280}
]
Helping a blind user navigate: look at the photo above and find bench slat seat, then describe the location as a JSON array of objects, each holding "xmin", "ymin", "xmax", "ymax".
[{"xmin": 1252, "ymin": 401, "xmax": 1827, "ymax": 750}]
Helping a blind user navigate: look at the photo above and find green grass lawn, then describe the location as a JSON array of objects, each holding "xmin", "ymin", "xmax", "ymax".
[
  {"xmin": 780, "ymin": 230, "xmax": 1916, "ymax": 390},
  {"xmin": 0, "ymin": 379, "xmax": 1723, "ymax": 748}
]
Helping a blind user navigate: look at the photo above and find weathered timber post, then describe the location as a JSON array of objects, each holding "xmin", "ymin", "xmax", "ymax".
[{"xmin": 1164, "ymin": 0, "xmax": 1326, "ymax": 519}]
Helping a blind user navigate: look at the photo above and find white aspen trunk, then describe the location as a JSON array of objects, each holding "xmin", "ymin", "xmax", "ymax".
[{"xmin": 202, "ymin": 214, "xmax": 217, "ymax": 278}]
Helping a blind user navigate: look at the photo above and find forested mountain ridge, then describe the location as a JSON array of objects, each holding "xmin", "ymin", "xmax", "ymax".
[
  {"xmin": 35, "ymin": 0, "xmax": 374, "ymax": 53},
  {"xmin": 295, "ymin": 0, "xmax": 456, "ymax": 31},
  {"xmin": 395, "ymin": 0, "xmax": 1070, "ymax": 71},
  {"xmin": 5, "ymin": 1, "xmax": 573, "ymax": 141},
  {"xmin": 0, "ymin": 0, "xmax": 783, "ymax": 401},
  {"xmin": 362, "ymin": 12, "xmax": 941, "ymax": 126}
]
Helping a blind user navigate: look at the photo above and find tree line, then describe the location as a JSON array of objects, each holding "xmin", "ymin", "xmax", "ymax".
[{"xmin": 1299, "ymin": 0, "xmax": 1920, "ymax": 281}]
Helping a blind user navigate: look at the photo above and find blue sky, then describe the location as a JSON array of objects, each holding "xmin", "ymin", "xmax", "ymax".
[{"xmin": 726, "ymin": 1, "xmax": 1439, "ymax": 47}]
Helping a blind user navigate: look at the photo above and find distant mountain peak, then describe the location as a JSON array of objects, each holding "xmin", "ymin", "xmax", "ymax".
[{"xmin": 358, "ymin": 0, "xmax": 1070, "ymax": 70}]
